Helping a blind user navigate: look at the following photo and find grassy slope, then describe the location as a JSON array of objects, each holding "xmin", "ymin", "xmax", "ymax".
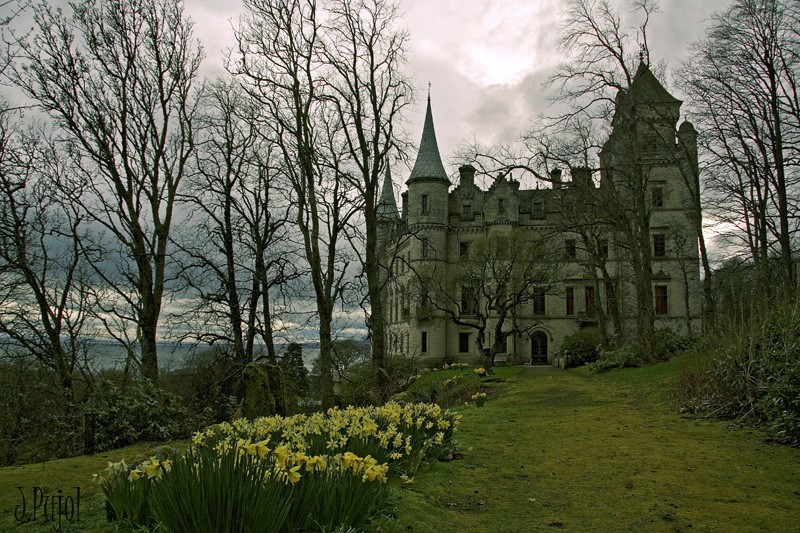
[
  {"xmin": 1, "ymin": 358, "xmax": 798, "ymax": 532},
  {"xmin": 375, "ymin": 360, "xmax": 800, "ymax": 532},
  {"xmin": 0, "ymin": 442, "xmax": 177, "ymax": 532}
]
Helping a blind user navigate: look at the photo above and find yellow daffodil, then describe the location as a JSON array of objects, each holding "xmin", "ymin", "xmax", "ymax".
[{"xmin": 286, "ymin": 465, "xmax": 302, "ymax": 484}]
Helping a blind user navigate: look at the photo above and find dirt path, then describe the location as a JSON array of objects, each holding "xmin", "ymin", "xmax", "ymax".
[{"xmin": 384, "ymin": 366, "xmax": 800, "ymax": 532}]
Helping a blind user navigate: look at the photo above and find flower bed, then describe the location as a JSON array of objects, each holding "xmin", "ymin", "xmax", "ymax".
[{"xmin": 96, "ymin": 402, "xmax": 459, "ymax": 532}]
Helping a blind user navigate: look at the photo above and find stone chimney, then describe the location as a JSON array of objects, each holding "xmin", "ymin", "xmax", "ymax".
[
  {"xmin": 459, "ymin": 164, "xmax": 476, "ymax": 193},
  {"xmin": 571, "ymin": 166, "xmax": 593, "ymax": 188},
  {"xmin": 549, "ymin": 168, "xmax": 563, "ymax": 189}
]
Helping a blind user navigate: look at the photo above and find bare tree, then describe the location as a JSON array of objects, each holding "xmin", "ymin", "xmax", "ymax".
[
  {"xmin": 12, "ymin": 0, "xmax": 203, "ymax": 382},
  {"xmin": 677, "ymin": 0, "xmax": 800, "ymax": 303},
  {"xmin": 174, "ymin": 78, "xmax": 298, "ymax": 369},
  {"xmin": 318, "ymin": 0, "xmax": 412, "ymax": 398},
  {"xmin": 420, "ymin": 229, "xmax": 562, "ymax": 369},
  {"xmin": 233, "ymin": 0, "xmax": 361, "ymax": 408},
  {"xmin": 0, "ymin": 110, "xmax": 92, "ymax": 394}
]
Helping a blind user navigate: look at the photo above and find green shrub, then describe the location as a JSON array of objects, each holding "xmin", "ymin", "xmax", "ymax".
[
  {"xmin": 677, "ymin": 306, "xmax": 800, "ymax": 443},
  {"xmin": 653, "ymin": 329, "xmax": 693, "ymax": 360},
  {"xmin": 587, "ymin": 345, "xmax": 644, "ymax": 373},
  {"xmin": 86, "ymin": 380, "xmax": 201, "ymax": 451},
  {"xmin": 560, "ymin": 328, "xmax": 604, "ymax": 367}
]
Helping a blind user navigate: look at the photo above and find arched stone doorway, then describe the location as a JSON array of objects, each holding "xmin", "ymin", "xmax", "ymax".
[{"xmin": 530, "ymin": 331, "xmax": 548, "ymax": 365}]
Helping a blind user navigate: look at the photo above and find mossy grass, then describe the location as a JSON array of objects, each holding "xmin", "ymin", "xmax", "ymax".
[
  {"xmin": 371, "ymin": 361, "xmax": 800, "ymax": 532},
  {"xmin": 0, "ymin": 441, "xmax": 185, "ymax": 532}
]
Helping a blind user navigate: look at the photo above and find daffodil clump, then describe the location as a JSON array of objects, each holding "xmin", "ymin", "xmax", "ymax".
[
  {"xmin": 94, "ymin": 455, "xmax": 172, "ymax": 528},
  {"xmin": 97, "ymin": 402, "xmax": 458, "ymax": 532},
  {"xmin": 471, "ymin": 392, "xmax": 488, "ymax": 407},
  {"xmin": 195, "ymin": 401, "xmax": 460, "ymax": 476},
  {"xmin": 405, "ymin": 362, "xmax": 473, "ymax": 385},
  {"xmin": 474, "ymin": 366, "xmax": 488, "ymax": 378}
]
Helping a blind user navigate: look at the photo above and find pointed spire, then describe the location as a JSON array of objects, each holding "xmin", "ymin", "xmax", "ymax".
[
  {"xmin": 407, "ymin": 92, "xmax": 449, "ymax": 184},
  {"xmin": 377, "ymin": 163, "xmax": 399, "ymax": 220}
]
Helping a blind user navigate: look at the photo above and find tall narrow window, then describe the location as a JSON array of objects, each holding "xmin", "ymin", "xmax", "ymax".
[
  {"xmin": 421, "ymin": 194, "xmax": 429, "ymax": 214},
  {"xmin": 463, "ymin": 204, "xmax": 472, "ymax": 219},
  {"xmin": 459, "ymin": 241, "xmax": 470, "ymax": 257},
  {"xmin": 565, "ymin": 287, "xmax": 575, "ymax": 316},
  {"xmin": 459, "ymin": 332, "xmax": 470, "ymax": 353},
  {"xmin": 585, "ymin": 286, "xmax": 596, "ymax": 317},
  {"xmin": 498, "ymin": 198, "xmax": 505, "ymax": 214},
  {"xmin": 655, "ymin": 285, "xmax": 669, "ymax": 315},
  {"xmin": 652, "ymin": 187, "xmax": 664, "ymax": 208},
  {"xmin": 598, "ymin": 239, "xmax": 609, "ymax": 259},
  {"xmin": 421, "ymin": 238, "xmax": 429, "ymax": 258},
  {"xmin": 461, "ymin": 285, "xmax": 477, "ymax": 315},
  {"xmin": 605, "ymin": 282, "xmax": 617, "ymax": 315},
  {"xmin": 532, "ymin": 201, "xmax": 545, "ymax": 219},
  {"xmin": 653, "ymin": 234, "xmax": 666, "ymax": 257},
  {"xmin": 421, "ymin": 331, "xmax": 428, "ymax": 353},
  {"xmin": 565, "ymin": 239, "xmax": 577, "ymax": 259},
  {"xmin": 532, "ymin": 288, "xmax": 546, "ymax": 315}
]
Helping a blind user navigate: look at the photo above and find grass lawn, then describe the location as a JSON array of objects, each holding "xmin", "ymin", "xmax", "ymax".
[
  {"xmin": 0, "ymin": 441, "xmax": 181, "ymax": 532},
  {"xmin": 1, "ymin": 357, "xmax": 798, "ymax": 532},
  {"xmin": 372, "ymin": 360, "xmax": 800, "ymax": 532}
]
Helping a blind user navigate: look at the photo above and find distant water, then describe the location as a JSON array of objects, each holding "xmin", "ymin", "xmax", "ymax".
[{"xmin": 86, "ymin": 339, "xmax": 320, "ymax": 371}]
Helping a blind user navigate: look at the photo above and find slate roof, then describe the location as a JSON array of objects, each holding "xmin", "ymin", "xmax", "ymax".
[
  {"xmin": 407, "ymin": 95, "xmax": 449, "ymax": 184},
  {"xmin": 377, "ymin": 164, "xmax": 399, "ymax": 220}
]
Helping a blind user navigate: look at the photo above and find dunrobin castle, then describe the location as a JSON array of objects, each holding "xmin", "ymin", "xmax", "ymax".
[{"xmin": 377, "ymin": 63, "xmax": 702, "ymax": 365}]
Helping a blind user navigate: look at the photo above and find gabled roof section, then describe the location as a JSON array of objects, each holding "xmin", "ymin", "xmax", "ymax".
[
  {"xmin": 629, "ymin": 61, "xmax": 681, "ymax": 104},
  {"xmin": 407, "ymin": 94, "xmax": 449, "ymax": 184},
  {"xmin": 377, "ymin": 163, "xmax": 399, "ymax": 220}
]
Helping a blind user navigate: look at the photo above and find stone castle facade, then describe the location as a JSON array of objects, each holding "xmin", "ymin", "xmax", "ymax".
[{"xmin": 378, "ymin": 63, "xmax": 702, "ymax": 365}]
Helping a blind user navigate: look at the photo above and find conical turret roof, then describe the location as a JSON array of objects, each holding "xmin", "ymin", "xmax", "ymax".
[
  {"xmin": 377, "ymin": 163, "xmax": 399, "ymax": 220},
  {"xmin": 407, "ymin": 94, "xmax": 449, "ymax": 184}
]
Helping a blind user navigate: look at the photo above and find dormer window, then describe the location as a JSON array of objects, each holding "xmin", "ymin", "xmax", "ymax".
[
  {"xmin": 463, "ymin": 204, "xmax": 472, "ymax": 219},
  {"xmin": 498, "ymin": 198, "xmax": 505, "ymax": 214}
]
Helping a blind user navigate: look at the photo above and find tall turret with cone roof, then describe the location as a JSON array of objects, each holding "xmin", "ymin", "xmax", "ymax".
[
  {"xmin": 406, "ymin": 93, "xmax": 450, "ymax": 228},
  {"xmin": 377, "ymin": 163, "xmax": 399, "ymax": 259}
]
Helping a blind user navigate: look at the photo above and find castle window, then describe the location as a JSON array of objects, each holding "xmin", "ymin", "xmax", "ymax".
[
  {"xmin": 655, "ymin": 285, "xmax": 669, "ymax": 315},
  {"xmin": 461, "ymin": 285, "xmax": 477, "ymax": 315},
  {"xmin": 598, "ymin": 239, "xmax": 609, "ymax": 259},
  {"xmin": 459, "ymin": 332, "xmax": 470, "ymax": 353},
  {"xmin": 565, "ymin": 239, "xmax": 577, "ymax": 259},
  {"xmin": 459, "ymin": 241, "xmax": 470, "ymax": 258},
  {"xmin": 585, "ymin": 286, "xmax": 596, "ymax": 317},
  {"xmin": 463, "ymin": 204, "xmax": 472, "ymax": 219},
  {"xmin": 420, "ymin": 285, "xmax": 430, "ymax": 307},
  {"xmin": 652, "ymin": 187, "xmax": 664, "ymax": 208},
  {"xmin": 653, "ymin": 234, "xmax": 666, "ymax": 257},
  {"xmin": 421, "ymin": 238, "xmax": 429, "ymax": 258},
  {"xmin": 532, "ymin": 201, "xmax": 545, "ymax": 220},
  {"xmin": 498, "ymin": 198, "xmax": 505, "ymax": 214},
  {"xmin": 421, "ymin": 331, "xmax": 428, "ymax": 353},
  {"xmin": 532, "ymin": 288, "xmax": 546, "ymax": 316},
  {"xmin": 421, "ymin": 194, "xmax": 429, "ymax": 214},
  {"xmin": 565, "ymin": 287, "xmax": 574, "ymax": 316},
  {"xmin": 605, "ymin": 282, "xmax": 617, "ymax": 314}
]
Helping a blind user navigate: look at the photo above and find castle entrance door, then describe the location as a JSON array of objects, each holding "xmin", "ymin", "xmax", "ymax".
[{"xmin": 530, "ymin": 331, "xmax": 548, "ymax": 365}]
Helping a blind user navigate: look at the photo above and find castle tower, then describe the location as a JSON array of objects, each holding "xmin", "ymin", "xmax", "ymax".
[
  {"xmin": 377, "ymin": 163, "xmax": 400, "ymax": 254},
  {"xmin": 406, "ymin": 93, "xmax": 450, "ymax": 229},
  {"xmin": 405, "ymin": 93, "xmax": 450, "ymax": 361}
]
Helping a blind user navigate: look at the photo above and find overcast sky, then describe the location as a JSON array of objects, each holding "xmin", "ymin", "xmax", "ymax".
[{"xmin": 186, "ymin": 0, "xmax": 734, "ymax": 181}]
